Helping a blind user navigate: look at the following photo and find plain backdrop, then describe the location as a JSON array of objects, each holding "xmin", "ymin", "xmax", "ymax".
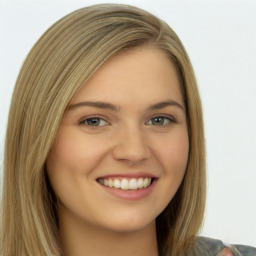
[{"xmin": 0, "ymin": 0, "xmax": 255, "ymax": 246}]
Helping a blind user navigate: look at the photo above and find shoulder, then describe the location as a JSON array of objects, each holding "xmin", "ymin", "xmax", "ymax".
[{"xmin": 192, "ymin": 236, "xmax": 256, "ymax": 256}]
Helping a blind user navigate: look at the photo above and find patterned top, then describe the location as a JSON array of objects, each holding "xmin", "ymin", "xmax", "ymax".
[{"xmin": 192, "ymin": 236, "xmax": 256, "ymax": 256}]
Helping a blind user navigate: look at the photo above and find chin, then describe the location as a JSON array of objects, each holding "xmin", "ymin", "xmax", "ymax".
[{"xmin": 99, "ymin": 215, "xmax": 156, "ymax": 234}]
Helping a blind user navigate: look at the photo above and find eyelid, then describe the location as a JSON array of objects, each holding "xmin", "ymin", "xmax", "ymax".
[
  {"xmin": 145, "ymin": 114, "xmax": 176, "ymax": 125},
  {"xmin": 78, "ymin": 114, "xmax": 177, "ymax": 128},
  {"xmin": 79, "ymin": 115, "xmax": 110, "ymax": 127}
]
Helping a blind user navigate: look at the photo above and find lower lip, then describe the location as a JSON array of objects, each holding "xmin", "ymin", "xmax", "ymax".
[{"xmin": 98, "ymin": 179, "xmax": 157, "ymax": 201}]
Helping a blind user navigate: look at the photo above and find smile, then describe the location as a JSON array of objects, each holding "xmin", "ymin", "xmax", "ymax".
[{"xmin": 97, "ymin": 177, "xmax": 152, "ymax": 190}]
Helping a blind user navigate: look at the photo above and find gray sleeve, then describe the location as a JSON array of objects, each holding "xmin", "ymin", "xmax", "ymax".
[
  {"xmin": 192, "ymin": 236, "xmax": 256, "ymax": 256},
  {"xmin": 233, "ymin": 244, "xmax": 256, "ymax": 256}
]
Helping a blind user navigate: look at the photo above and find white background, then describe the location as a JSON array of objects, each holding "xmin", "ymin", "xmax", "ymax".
[{"xmin": 0, "ymin": 0, "xmax": 255, "ymax": 247}]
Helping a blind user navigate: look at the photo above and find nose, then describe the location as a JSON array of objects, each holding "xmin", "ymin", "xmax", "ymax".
[{"xmin": 112, "ymin": 126, "xmax": 151, "ymax": 165}]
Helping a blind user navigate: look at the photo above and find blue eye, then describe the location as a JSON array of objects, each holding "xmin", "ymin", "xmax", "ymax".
[
  {"xmin": 82, "ymin": 118, "xmax": 109, "ymax": 127},
  {"xmin": 146, "ymin": 116, "xmax": 174, "ymax": 126}
]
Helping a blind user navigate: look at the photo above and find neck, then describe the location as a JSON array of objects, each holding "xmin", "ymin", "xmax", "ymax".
[{"xmin": 58, "ymin": 209, "xmax": 159, "ymax": 256}]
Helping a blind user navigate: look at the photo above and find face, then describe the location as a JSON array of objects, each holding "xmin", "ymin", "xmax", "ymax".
[{"xmin": 46, "ymin": 47, "xmax": 189, "ymax": 233}]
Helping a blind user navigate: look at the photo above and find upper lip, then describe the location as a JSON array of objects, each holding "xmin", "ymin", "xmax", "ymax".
[{"xmin": 96, "ymin": 172, "xmax": 158, "ymax": 179}]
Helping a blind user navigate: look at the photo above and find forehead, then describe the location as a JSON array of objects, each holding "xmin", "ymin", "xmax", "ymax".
[{"xmin": 70, "ymin": 47, "xmax": 183, "ymax": 106}]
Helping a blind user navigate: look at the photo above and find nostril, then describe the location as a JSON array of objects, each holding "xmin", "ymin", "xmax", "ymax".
[
  {"xmin": 111, "ymin": 132, "xmax": 151, "ymax": 163},
  {"xmin": 119, "ymin": 159, "xmax": 136, "ymax": 165},
  {"xmin": 112, "ymin": 147, "xmax": 151, "ymax": 164}
]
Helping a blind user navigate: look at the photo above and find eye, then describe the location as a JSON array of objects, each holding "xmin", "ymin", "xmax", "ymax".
[
  {"xmin": 146, "ymin": 116, "xmax": 174, "ymax": 126},
  {"xmin": 80, "ymin": 117, "xmax": 109, "ymax": 127}
]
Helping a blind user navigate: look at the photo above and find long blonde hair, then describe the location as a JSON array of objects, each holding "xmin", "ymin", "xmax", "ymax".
[{"xmin": 0, "ymin": 4, "xmax": 206, "ymax": 256}]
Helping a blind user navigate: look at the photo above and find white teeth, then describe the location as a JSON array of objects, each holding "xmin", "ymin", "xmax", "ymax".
[
  {"xmin": 98, "ymin": 177, "xmax": 152, "ymax": 190},
  {"xmin": 129, "ymin": 178, "xmax": 138, "ymax": 190},
  {"xmin": 121, "ymin": 179, "xmax": 129, "ymax": 190},
  {"xmin": 137, "ymin": 178, "xmax": 144, "ymax": 189},
  {"xmin": 108, "ymin": 179, "xmax": 113, "ymax": 187},
  {"xmin": 113, "ymin": 179, "xmax": 121, "ymax": 188},
  {"xmin": 143, "ymin": 178, "xmax": 150, "ymax": 188},
  {"xmin": 104, "ymin": 179, "xmax": 108, "ymax": 186}
]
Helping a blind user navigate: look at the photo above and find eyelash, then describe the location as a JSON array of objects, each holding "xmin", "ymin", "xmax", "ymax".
[
  {"xmin": 79, "ymin": 115, "xmax": 176, "ymax": 128},
  {"xmin": 145, "ymin": 115, "xmax": 176, "ymax": 126},
  {"xmin": 79, "ymin": 116, "xmax": 110, "ymax": 127}
]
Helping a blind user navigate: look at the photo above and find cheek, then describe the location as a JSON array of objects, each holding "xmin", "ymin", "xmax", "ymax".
[
  {"xmin": 158, "ymin": 132, "xmax": 189, "ymax": 202},
  {"xmin": 46, "ymin": 128, "xmax": 110, "ymax": 214},
  {"xmin": 47, "ymin": 127, "xmax": 109, "ymax": 175},
  {"xmin": 154, "ymin": 129, "xmax": 189, "ymax": 175}
]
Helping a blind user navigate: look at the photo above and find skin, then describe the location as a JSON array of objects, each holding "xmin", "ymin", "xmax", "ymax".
[{"xmin": 46, "ymin": 47, "xmax": 189, "ymax": 256}]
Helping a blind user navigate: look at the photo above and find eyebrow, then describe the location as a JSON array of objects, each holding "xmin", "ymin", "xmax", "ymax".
[
  {"xmin": 68, "ymin": 101, "xmax": 119, "ymax": 111},
  {"xmin": 68, "ymin": 100, "xmax": 185, "ymax": 112},
  {"xmin": 148, "ymin": 100, "xmax": 185, "ymax": 112}
]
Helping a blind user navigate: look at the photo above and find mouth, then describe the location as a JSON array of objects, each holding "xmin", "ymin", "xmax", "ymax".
[
  {"xmin": 96, "ymin": 175, "xmax": 157, "ymax": 200},
  {"xmin": 97, "ymin": 177, "xmax": 153, "ymax": 190}
]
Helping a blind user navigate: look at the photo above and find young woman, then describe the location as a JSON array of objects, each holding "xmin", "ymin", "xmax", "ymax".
[{"xmin": 1, "ymin": 4, "xmax": 255, "ymax": 256}]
